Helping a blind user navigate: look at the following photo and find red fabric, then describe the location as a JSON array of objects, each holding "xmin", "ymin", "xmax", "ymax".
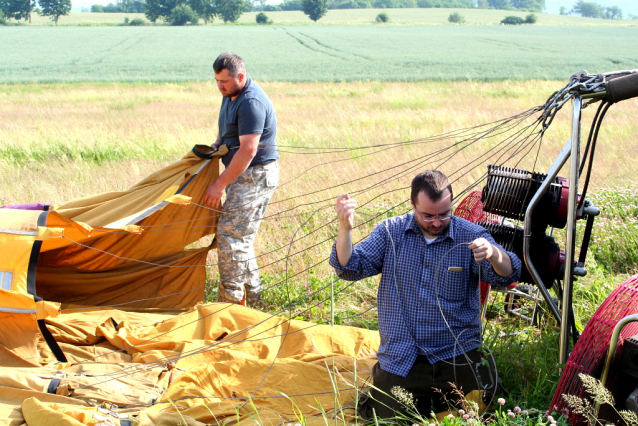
[
  {"xmin": 454, "ymin": 190, "xmax": 501, "ymax": 225},
  {"xmin": 454, "ymin": 191, "xmax": 505, "ymax": 305}
]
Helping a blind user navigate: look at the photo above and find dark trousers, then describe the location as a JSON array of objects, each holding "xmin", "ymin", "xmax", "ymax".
[{"xmin": 359, "ymin": 349, "xmax": 483, "ymax": 421}]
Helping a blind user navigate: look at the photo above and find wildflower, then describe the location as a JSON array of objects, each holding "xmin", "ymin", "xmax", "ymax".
[
  {"xmin": 447, "ymin": 414, "xmax": 454, "ymax": 418},
  {"xmin": 522, "ymin": 410, "xmax": 529, "ymax": 417},
  {"xmin": 463, "ymin": 414, "xmax": 470, "ymax": 419},
  {"xmin": 547, "ymin": 415, "xmax": 555, "ymax": 423},
  {"xmin": 429, "ymin": 423, "xmax": 436, "ymax": 426},
  {"xmin": 497, "ymin": 398, "xmax": 506, "ymax": 405},
  {"xmin": 507, "ymin": 412, "xmax": 515, "ymax": 418},
  {"xmin": 513, "ymin": 406, "xmax": 521, "ymax": 414},
  {"xmin": 412, "ymin": 424, "xmax": 420, "ymax": 426},
  {"xmin": 458, "ymin": 409, "xmax": 465, "ymax": 415}
]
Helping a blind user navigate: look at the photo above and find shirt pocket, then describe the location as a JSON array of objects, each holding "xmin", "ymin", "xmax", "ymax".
[{"xmin": 437, "ymin": 269, "xmax": 467, "ymax": 302}]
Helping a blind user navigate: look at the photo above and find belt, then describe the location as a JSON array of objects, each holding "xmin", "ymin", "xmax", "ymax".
[{"xmin": 251, "ymin": 159, "xmax": 276, "ymax": 167}]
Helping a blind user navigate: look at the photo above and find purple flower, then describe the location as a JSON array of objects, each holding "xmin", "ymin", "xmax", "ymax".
[
  {"xmin": 497, "ymin": 398, "xmax": 506, "ymax": 405},
  {"xmin": 458, "ymin": 409, "xmax": 465, "ymax": 415},
  {"xmin": 463, "ymin": 414, "xmax": 470, "ymax": 419},
  {"xmin": 513, "ymin": 407, "xmax": 521, "ymax": 414},
  {"xmin": 507, "ymin": 412, "xmax": 516, "ymax": 418}
]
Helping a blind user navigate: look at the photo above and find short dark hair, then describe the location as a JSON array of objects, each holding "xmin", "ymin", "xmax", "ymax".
[
  {"xmin": 213, "ymin": 52, "xmax": 246, "ymax": 77},
  {"xmin": 411, "ymin": 170, "xmax": 453, "ymax": 204}
]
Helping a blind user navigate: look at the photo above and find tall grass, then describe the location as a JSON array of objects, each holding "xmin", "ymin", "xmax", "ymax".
[{"xmin": 2, "ymin": 81, "xmax": 638, "ymax": 412}]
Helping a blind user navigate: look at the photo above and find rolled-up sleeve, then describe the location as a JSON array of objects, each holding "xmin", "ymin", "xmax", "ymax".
[
  {"xmin": 473, "ymin": 229, "xmax": 522, "ymax": 287},
  {"xmin": 329, "ymin": 224, "xmax": 388, "ymax": 281}
]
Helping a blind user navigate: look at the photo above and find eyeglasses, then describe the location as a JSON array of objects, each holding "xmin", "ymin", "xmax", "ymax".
[{"xmin": 414, "ymin": 210, "xmax": 452, "ymax": 223}]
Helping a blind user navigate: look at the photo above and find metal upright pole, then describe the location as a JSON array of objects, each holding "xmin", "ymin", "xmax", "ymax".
[{"xmin": 559, "ymin": 96, "xmax": 582, "ymax": 366}]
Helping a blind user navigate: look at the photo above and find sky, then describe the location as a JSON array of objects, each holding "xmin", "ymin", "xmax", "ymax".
[{"xmin": 71, "ymin": 0, "xmax": 638, "ymax": 18}]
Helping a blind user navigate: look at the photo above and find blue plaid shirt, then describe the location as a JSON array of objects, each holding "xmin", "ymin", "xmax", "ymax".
[{"xmin": 330, "ymin": 214, "xmax": 521, "ymax": 377}]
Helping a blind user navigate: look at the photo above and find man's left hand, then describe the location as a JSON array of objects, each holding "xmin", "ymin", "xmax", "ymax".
[
  {"xmin": 203, "ymin": 181, "xmax": 225, "ymax": 209},
  {"xmin": 468, "ymin": 238, "xmax": 494, "ymax": 263}
]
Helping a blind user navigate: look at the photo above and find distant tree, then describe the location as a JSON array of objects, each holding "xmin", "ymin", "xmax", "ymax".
[
  {"xmin": 129, "ymin": 16, "xmax": 146, "ymax": 23},
  {"xmin": 0, "ymin": 0, "xmax": 34, "ymax": 21},
  {"xmin": 216, "ymin": 0, "xmax": 248, "ymax": 22},
  {"xmin": 279, "ymin": 0, "xmax": 302, "ymax": 9},
  {"xmin": 0, "ymin": 7, "xmax": 5, "ymax": 22},
  {"xmin": 509, "ymin": 0, "xmax": 543, "ymax": 12},
  {"xmin": 145, "ymin": 0, "xmax": 183, "ymax": 22},
  {"xmin": 501, "ymin": 14, "xmax": 523, "ymax": 23},
  {"xmin": 570, "ymin": 0, "xmax": 603, "ymax": 18},
  {"xmin": 448, "ymin": 11, "xmax": 465, "ymax": 22},
  {"xmin": 559, "ymin": 5, "xmax": 566, "ymax": 14},
  {"xmin": 604, "ymin": 5, "xmax": 621, "ymax": 19},
  {"xmin": 331, "ymin": 0, "xmax": 371, "ymax": 8},
  {"xmin": 189, "ymin": 0, "xmax": 216, "ymax": 22},
  {"xmin": 375, "ymin": 11, "xmax": 388, "ymax": 21},
  {"xmin": 90, "ymin": 3, "xmax": 103, "ymax": 10},
  {"xmin": 302, "ymin": 0, "xmax": 327, "ymax": 20},
  {"xmin": 372, "ymin": 0, "xmax": 414, "ymax": 6},
  {"xmin": 170, "ymin": 4, "xmax": 198, "ymax": 24},
  {"xmin": 488, "ymin": 0, "xmax": 513, "ymax": 10},
  {"xmin": 262, "ymin": 4, "xmax": 281, "ymax": 10},
  {"xmin": 255, "ymin": 10, "xmax": 270, "ymax": 22},
  {"xmin": 524, "ymin": 12, "xmax": 536, "ymax": 22},
  {"xmin": 120, "ymin": 0, "xmax": 145, "ymax": 12},
  {"xmin": 38, "ymin": 0, "xmax": 71, "ymax": 23}
]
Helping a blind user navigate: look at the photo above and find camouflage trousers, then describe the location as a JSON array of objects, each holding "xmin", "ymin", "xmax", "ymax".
[{"xmin": 217, "ymin": 161, "xmax": 279, "ymax": 305}]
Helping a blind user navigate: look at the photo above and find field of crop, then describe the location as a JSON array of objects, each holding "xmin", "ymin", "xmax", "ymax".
[
  {"xmin": 1, "ymin": 24, "xmax": 637, "ymax": 82},
  {"xmin": 24, "ymin": 8, "xmax": 638, "ymax": 26}
]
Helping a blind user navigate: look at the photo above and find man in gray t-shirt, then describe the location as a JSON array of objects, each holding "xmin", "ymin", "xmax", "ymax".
[{"xmin": 203, "ymin": 52, "xmax": 279, "ymax": 307}]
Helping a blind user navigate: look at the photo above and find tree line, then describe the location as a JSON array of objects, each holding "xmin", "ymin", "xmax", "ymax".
[
  {"xmin": 0, "ymin": 0, "xmax": 625, "ymax": 25},
  {"xmin": 262, "ymin": 0, "xmax": 545, "ymax": 12},
  {"xmin": 559, "ymin": 0, "xmax": 623, "ymax": 19},
  {"xmin": 0, "ymin": 0, "xmax": 71, "ymax": 23}
]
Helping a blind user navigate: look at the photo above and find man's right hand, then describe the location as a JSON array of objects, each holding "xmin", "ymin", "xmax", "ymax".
[
  {"xmin": 203, "ymin": 181, "xmax": 225, "ymax": 209},
  {"xmin": 336, "ymin": 194, "xmax": 357, "ymax": 230}
]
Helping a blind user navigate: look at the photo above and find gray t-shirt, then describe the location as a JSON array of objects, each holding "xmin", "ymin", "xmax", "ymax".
[{"xmin": 218, "ymin": 78, "xmax": 278, "ymax": 168}]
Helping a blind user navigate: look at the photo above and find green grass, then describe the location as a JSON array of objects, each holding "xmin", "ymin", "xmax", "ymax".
[
  {"xmin": 22, "ymin": 8, "xmax": 638, "ymax": 26},
  {"xmin": 1, "ymin": 25, "xmax": 637, "ymax": 82},
  {"xmin": 2, "ymin": 80, "xmax": 637, "ymax": 415}
]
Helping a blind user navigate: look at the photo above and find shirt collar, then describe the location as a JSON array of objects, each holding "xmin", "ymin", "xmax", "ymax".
[{"xmin": 406, "ymin": 213, "xmax": 456, "ymax": 243}]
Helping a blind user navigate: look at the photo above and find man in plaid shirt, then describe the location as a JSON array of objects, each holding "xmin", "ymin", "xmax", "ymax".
[{"xmin": 330, "ymin": 170, "xmax": 521, "ymax": 420}]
